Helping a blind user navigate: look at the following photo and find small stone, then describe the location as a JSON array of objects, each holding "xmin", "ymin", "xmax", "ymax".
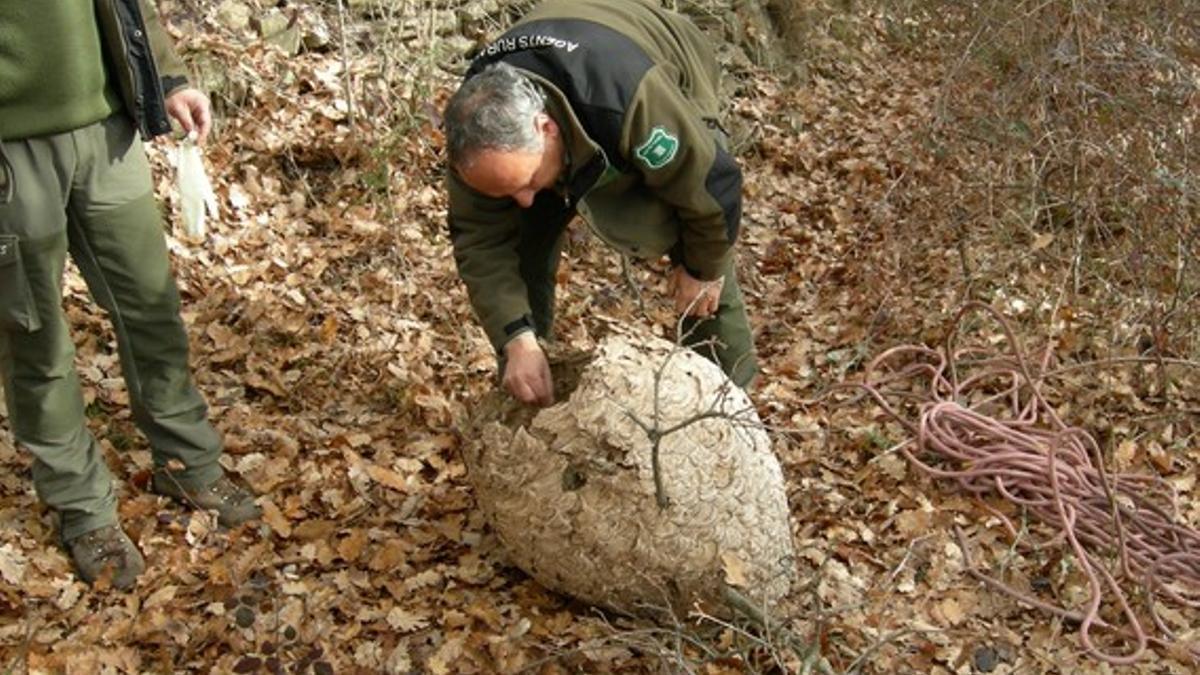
[
  {"xmin": 234, "ymin": 605, "xmax": 255, "ymax": 628},
  {"xmin": 972, "ymin": 645, "xmax": 999, "ymax": 673},
  {"xmin": 302, "ymin": 14, "xmax": 332, "ymax": 51}
]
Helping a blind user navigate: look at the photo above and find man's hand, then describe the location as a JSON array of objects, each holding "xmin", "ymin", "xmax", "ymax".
[
  {"xmin": 502, "ymin": 332, "xmax": 554, "ymax": 406},
  {"xmin": 165, "ymin": 88, "xmax": 213, "ymax": 145},
  {"xmin": 671, "ymin": 266, "xmax": 724, "ymax": 318}
]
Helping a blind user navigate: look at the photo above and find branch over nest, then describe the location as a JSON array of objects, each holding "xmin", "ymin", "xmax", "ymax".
[{"xmin": 463, "ymin": 327, "xmax": 794, "ymax": 619}]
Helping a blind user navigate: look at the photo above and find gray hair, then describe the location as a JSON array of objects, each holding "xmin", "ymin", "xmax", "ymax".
[{"xmin": 444, "ymin": 62, "xmax": 547, "ymax": 170}]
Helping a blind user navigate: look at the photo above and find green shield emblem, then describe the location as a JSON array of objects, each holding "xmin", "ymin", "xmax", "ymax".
[{"xmin": 634, "ymin": 126, "xmax": 679, "ymax": 169}]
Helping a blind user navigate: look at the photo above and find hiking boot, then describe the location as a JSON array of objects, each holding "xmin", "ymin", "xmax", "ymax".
[
  {"xmin": 66, "ymin": 525, "xmax": 145, "ymax": 590},
  {"xmin": 153, "ymin": 471, "xmax": 262, "ymax": 527}
]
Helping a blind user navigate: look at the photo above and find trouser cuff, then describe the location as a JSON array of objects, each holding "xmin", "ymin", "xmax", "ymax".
[
  {"xmin": 154, "ymin": 459, "xmax": 223, "ymax": 492},
  {"xmin": 59, "ymin": 507, "xmax": 119, "ymax": 544}
]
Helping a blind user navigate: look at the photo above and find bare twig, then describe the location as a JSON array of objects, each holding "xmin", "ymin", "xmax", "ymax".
[
  {"xmin": 335, "ymin": 0, "xmax": 356, "ymax": 127},
  {"xmin": 719, "ymin": 585, "xmax": 835, "ymax": 675}
]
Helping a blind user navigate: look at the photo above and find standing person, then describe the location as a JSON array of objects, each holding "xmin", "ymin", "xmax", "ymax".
[
  {"xmin": 0, "ymin": 0, "xmax": 260, "ymax": 590},
  {"xmin": 443, "ymin": 0, "xmax": 757, "ymax": 406}
]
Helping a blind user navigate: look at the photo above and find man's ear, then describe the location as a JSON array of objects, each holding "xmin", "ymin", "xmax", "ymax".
[{"xmin": 535, "ymin": 112, "xmax": 558, "ymax": 140}]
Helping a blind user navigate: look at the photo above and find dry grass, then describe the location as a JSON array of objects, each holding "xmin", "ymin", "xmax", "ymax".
[{"xmin": 868, "ymin": 0, "xmax": 1197, "ymax": 356}]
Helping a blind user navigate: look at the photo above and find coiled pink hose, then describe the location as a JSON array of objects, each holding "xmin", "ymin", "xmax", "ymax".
[{"xmin": 844, "ymin": 302, "xmax": 1200, "ymax": 665}]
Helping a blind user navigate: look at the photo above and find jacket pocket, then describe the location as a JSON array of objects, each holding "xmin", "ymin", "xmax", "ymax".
[{"xmin": 0, "ymin": 234, "xmax": 41, "ymax": 332}]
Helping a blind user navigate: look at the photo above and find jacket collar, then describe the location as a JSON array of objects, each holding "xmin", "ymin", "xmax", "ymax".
[{"xmin": 528, "ymin": 73, "xmax": 609, "ymax": 207}]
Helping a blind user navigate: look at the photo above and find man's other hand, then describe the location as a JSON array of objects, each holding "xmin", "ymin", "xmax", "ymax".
[
  {"xmin": 503, "ymin": 333, "xmax": 554, "ymax": 406},
  {"xmin": 671, "ymin": 266, "xmax": 723, "ymax": 318},
  {"xmin": 165, "ymin": 88, "xmax": 213, "ymax": 145}
]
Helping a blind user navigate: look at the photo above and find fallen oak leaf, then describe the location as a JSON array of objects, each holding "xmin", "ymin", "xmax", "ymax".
[
  {"xmin": 292, "ymin": 519, "xmax": 336, "ymax": 541},
  {"xmin": 386, "ymin": 607, "xmax": 429, "ymax": 633},
  {"xmin": 721, "ymin": 551, "xmax": 749, "ymax": 588},
  {"xmin": 343, "ymin": 448, "xmax": 412, "ymax": 493},
  {"xmin": 337, "ymin": 528, "xmax": 368, "ymax": 561},
  {"xmin": 365, "ymin": 463, "xmax": 410, "ymax": 493},
  {"xmin": 0, "ymin": 544, "xmax": 27, "ymax": 584},
  {"xmin": 368, "ymin": 540, "xmax": 408, "ymax": 571},
  {"xmin": 144, "ymin": 584, "xmax": 178, "ymax": 610},
  {"xmin": 260, "ymin": 498, "xmax": 292, "ymax": 538}
]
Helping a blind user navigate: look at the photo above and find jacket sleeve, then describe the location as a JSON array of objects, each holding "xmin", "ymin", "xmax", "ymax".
[
  {"xmin": 447, "ymin": 173, "xmax": 535, "ymax": 353},
  {"xmin": 139, "ymin": 0, "xmax": 190, "ymax": 95},
  {"xmin": 620, "ymin": 64, "xmax": 742, "ymax": 281}
]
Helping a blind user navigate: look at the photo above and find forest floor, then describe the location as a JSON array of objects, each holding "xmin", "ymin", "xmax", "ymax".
[{"xmin": 1, "ymin": 1, "xmax": 1197, "ymax": 673}]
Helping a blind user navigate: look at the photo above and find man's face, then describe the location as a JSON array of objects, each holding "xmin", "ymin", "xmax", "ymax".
[{"xmin": 458, "ymin": 114, "xmax": 564, "ymax": 208}]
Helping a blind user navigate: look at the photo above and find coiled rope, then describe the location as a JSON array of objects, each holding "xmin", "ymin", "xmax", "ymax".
[{"xmin": 843, "ymin": 302, "xmax": 1200, "ymax": 664}]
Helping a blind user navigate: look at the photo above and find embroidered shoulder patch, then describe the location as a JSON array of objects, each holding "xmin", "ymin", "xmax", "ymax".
[{"xmin": 634, "ymin": 126, "xmax": 679, "ymax": 169}]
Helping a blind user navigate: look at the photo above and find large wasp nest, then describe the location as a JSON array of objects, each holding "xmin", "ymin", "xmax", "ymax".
[{"xmin": 465, "ymin": 329, "xmax": 795, "ymax": 616}]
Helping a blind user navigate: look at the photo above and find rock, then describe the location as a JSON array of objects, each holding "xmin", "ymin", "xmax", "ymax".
[
  {"xmin": 257, "ymin": 8, "xmax": 291, "ymax": 37},
  {"xmin": 346, "ymin": 0, "xmax": 406, "ymax": 13},
  {"xmin": 258, "ymin": 9, "xmax": 301, "ymax": 56},
  {"xmin": 215, "ymin": 0, "xmax": 252, "ymax": 33},
  {"xmin": 972, "ymin": 645, "xmax": 999, "ymax": 672},
  {"xmin": 457, "ymin": 1, "xmax": 493, "ymax": 27},
  {"xmin": 189, "ymin": 52, "xmax": 248, "ymax": 110},
  {"xmin": 301, "ymin": 11, "xmax": 333, "ymax": 51},
  {"xmin": 464, "ymin": 328, "xmax": 795, "ymax": 617}
]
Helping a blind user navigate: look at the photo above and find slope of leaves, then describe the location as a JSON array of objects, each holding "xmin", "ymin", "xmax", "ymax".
[{"xmin": 1, "ymin": 1, "xmax": 1196, "ymax": 673}]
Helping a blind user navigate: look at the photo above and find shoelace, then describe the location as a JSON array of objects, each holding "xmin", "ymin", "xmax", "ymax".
[
  {"xmin": 205, "ymin": 478, "xmax": 246, "ymax": 503},
  {"xmin": 77, "ymin": 529, "xmax": 129, "ymax": 560}
]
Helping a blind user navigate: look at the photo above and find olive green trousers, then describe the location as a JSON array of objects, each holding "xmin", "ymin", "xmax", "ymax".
[{"xmin": 0, "ymin": 115, "xmax": 222, "ymax": 542}]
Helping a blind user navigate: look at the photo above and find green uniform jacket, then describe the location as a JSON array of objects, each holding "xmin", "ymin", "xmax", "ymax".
[
  {"xmin": 95, "ymin": 0, "xmax": 190, "ymax": 139},
  {"xmin": 447, "ymin": 0, "xmax": 743, "ymax": 352}
]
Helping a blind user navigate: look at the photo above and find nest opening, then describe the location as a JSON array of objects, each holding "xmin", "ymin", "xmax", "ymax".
[{"xmin": 471, "ymin": 343, "xmax": 596, "ymax": 432}]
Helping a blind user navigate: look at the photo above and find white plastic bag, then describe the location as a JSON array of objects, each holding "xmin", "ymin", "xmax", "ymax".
[{"xmin": 176, "ymin": 132, "xmax": 217, "ymax": 240}]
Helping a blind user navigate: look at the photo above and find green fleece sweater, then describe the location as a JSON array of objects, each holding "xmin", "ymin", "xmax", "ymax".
[{"xmin": 0, "ymin": 2, "xmax": 120, "ymax": 139}]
